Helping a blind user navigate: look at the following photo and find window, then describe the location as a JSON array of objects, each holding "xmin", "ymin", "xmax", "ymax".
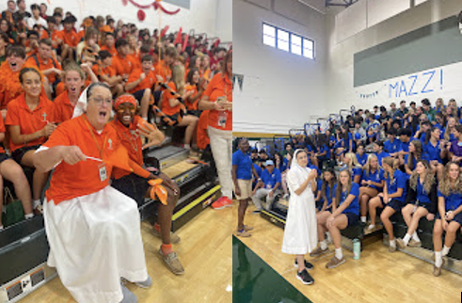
[
  {"xmin": 263, "ymin": 24, "xmax": 276, "ymax": 47},
  {"xmin": 291, "ymin": 34, "xmax": 302, "ymax": 56},
  {"xmin": 262, "ymin": 22, "xmax": 315, "ymax": 60},
  {"xmin": 303, "ymin": 38, "xmax": 314, "ymax": 59}
]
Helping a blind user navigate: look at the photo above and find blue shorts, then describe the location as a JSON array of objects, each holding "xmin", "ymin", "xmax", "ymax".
[
  {"xmin": 435, "ymin": 212, "xmax": 462, "ymax": 226},
  {"xmin": 380, "ymin": 197, "xmax": 405, "ymax": 212},
  {"xmin": 343, "ymin": 212, "xmax": 359, "ymax": 227},
  {"xmin": 407, "ymin": 200, "xmax": 432, "ymax": 211}
]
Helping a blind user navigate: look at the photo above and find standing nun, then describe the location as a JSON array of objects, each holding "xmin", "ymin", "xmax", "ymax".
[{"xmin": 282, "ymin": 149, "xmax": 318, "ymax": 285}]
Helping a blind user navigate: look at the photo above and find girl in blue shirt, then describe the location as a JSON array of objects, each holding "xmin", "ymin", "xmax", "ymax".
[
  {"xmin": 343, "ymin": 152, "xmax": 362, "ymax": 184},
  {"xmin": 403, "ymin": 140, "xmax": 424, "ymax": 175},
  {"xmin": 315, "ymin": 168, "xmax": 336, "ymax": 212},
  {"xmin": 367, "ymin": 157, "xmax": 408, "ymax": 245},
  {"xmin": 433, "ymin": 162, "xmax": 462, "ymax": 276},
  {"xmin": 356, "ymin": 144, "xmax": 368, "ymax": 167},
  {"xmin": 359, "ymin": 154, "xmax": 384, "ymax": 224},
  {"xmin": 423, "ymin": 127, "xmax": 446, "ymax": 180},
  {"xmin": 312, "ymin": 169, "xmax": 359, "ymax": 269},
  {"xmin": 339, "ymin": 124, "xmax": 353, "ymax": 153},
  {"xmin": 397, "ymin": 160, "xmax": 437, "ymax": 249}
]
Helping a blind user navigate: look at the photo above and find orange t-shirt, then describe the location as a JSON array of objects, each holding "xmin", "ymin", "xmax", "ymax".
[
  {"xmin": 100, "ymin": 25, "xmax": 113, "ymax": 33},
  {"xmin": 100, "ymin": 45, "xmax": 117, "ymax": 57},
  {"xmin": 91, "ymin": 64, "xmax": 116, "ymax": 80},
  {"xmin": 111, "ymin": 53, "xmax": 135, "ymax": 77},
  {"xmin": 154, "ymin": 60, "xmax": 171, "ymax": 83},
  {"xmin": 110, "ymin": 116, "xmax": 150, "ymax": 180},
  {"xmin": 160, "ymin": 82, "xmax": 180, "ymax": 116},
  {"xmin": 185, "ymin": 84, "xmax": 201, "ymax": 111},
  {"xmin": 76, "ymin": 30, "xmax": 85, "ymax": 44},
  {"xmin": 203, "ymin": 72, "xmax": 232, "ymax": 131},
  {"xmin": 26, "ymin": 54, "xmax": 62, "ymax": 83},
  {"xmin": 53, "ymin": 91, "xmax": 75, "ymax": 124},
  {"xmin": 50, "ymin": 30, "xmax": 63, "ymax": 49},
  {"xmin": 59, "ymin": 29, "xmax": 80, "ymax": 47},
  {"xmin": 127, "ymin": 69, "xmax": 156, "ymax": 94},
  {"xmin": 196, "ymin": 110, "xmax": 210, "ymax": 150},
  {"xmin": 43, "ymin": 115, "xmax": 121, "ymax": 204},
  {"xmin": 5, "ymin": 93, "xmax": 55, "ymax": 152}
]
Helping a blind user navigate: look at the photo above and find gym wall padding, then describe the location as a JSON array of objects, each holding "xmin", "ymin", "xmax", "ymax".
[{"xmin": 354, "ymin": 16, "xmax": 462, "ymax": 87}]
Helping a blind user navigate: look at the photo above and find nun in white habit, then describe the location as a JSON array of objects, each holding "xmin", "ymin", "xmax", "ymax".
[
  {"xmin": 33, "ymin": 83, "xmax": 150, "ymax": 303},
  {"xmin": 282, "ymin": 149, "xmax": 318, "ymax": 285}
]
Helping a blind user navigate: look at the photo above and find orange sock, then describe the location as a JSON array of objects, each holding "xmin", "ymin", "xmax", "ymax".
[
  {"xmin": 162, "ymin": 243, "xmax": 173, "ymax": 255},
  {"xmin": 154, "ymin": 222, "xmax": 161, "ymax": 232}
]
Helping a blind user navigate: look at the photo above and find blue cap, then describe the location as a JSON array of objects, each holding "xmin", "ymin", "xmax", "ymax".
[{"xmin": 265, "ymin": 160, "xmax": 274, "ymax": 166}]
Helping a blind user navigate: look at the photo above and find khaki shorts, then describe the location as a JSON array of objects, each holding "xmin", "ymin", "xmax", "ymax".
[{"xmin": 233, "ymin": 179, "xmax": 252, "ymax": 200}]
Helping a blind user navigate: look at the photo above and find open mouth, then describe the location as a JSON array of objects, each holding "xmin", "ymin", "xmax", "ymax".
[
  {"xmin": 69, "ymin": 87, "xmax": 77, "ymax": 93},
  {"xmin": 122, "ymin": 114, "xmax": 132, "ymax": 123},
  {"xmin": 9, "ymin": 62, "xmax": 17, "ymax": 69},
  {"xmin": 99, "ymin": 111, "xmax": 107, "ymax": 118}
]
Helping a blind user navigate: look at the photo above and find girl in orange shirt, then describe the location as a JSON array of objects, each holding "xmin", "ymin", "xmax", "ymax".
[
  {"xmin": 161, "ymin": 64, "xmax": 197, "ymax": 149},
  {"xmin": 199, "ymin": 55, "xmax": 211, "ymax": 81},
  {"xmin": 6, "ymin": 67, "xmax": 55, "ymax": 213},
  {"xmin": 185, "ymin": 68, "xmax": 205, "ymax": 116},
  {"xmin": 198, "ymin": 50, "xmax": 233, "ymax": 208}
]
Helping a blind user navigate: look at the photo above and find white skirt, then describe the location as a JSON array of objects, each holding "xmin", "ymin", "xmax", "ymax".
[
  {"xmin": 44, "ymin": 186, "xmax": 148, "ymax": 303},
  {"xmin": 281, "ymin": 191, "xmax": 318, "ymax": 255}
]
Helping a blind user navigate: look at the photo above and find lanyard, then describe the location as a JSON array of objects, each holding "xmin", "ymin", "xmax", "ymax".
[{"xmin": 83, "ymin": 116, "xmax": 108, "ymax": 159}]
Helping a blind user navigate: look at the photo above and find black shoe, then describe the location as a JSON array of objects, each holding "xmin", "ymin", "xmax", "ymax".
[
  {"xmin": 296, "ymin": 269, "xmax": 314, "ymax": 285},
  {"xmin": 294, "ymin": 259, "xmax": 314, "ymax": 270}
]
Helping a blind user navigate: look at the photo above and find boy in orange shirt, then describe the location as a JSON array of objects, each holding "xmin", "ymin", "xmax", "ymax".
[
  {"xmin": 99, "ymin": 32, "xmax": 117, "ymax": 57},
  {"xmin": 125, "ymin": 55, "xmax": 157, "ymax": 120},
  {"xmin": 111, "ymin": 38, "xmax": 135, "ymax": 81},
  {"xmin": 59, "ymin": 16, "xmax": 79, "ymax": 61},
  {"xmin": 93, "ymin": 50, "xmax": 124, "ymax": 97},
  {"xmin": 46, "ymin": 16, "xmax": 64, "ymax": 51}
]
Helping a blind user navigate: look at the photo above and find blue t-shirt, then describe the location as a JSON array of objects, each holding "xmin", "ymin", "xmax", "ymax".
[
  {"xmin": 253, "ymin": 163, "xmax": 262, "ymax": 177},
  {"xmin": 441, "ymin": 129, "xmax": 456, "ymax": 143},
  {"xmin": 415, "ymin": 176, "xmax": 432, "ymax": 204},
  {"xmin": 232, "ymin": 150, "xmax": 253, "ymax": 180},
  {"xmin": 260, "ymin": 168, "xmax": 282, "ymax": 189},
  {"xmin": 362, "ymin": 168, "xmax": 384, "ymax": 190},
  {"xmin": 333, "ymin": 183, "xmax": 360, "ymax": 215},
  {"xmin": 399, "ymin": 140, "xmax": 409, "ymax": 153},
  {"xmin": 356, "ymin": 153, "xmax": 368, "ymax": 166},
  {"xmin": 319, "ymin": 144, "xmax": 330, "ymax": 159},
  {"xmin": 352, "ymin": 167, "xmax": 362, "ymax": 183},
  {"xmin": 437, "ymin": 189, "xmax": 462, "ymax": 211},
  {"xmin": 375, "ymin": 151, "xmax": 390, "ymax": 166},
  {"xmin": 385, "ymin": 170, "xmax": 408, "ymax": 202},
  {"xmin": 384, "ymin": 139, "xmax": 401, "ymax": 154},
  {"xmin": 423, "ymin": 140, "xmax": 442, "ymax": 163},
  {"xmin": 318, "ymin": 180, "xmax": 334, "ymax": 208}
]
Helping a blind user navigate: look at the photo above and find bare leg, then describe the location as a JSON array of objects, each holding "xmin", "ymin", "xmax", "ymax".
[
  {"xmin": 177, "ymin": 115, "xmax": 198, "ymax": 145},
  {"xmin": 140, "ymin": 88, "xmax": 151, "ymax": 119},
  {"xmin": 381, "ymin": 206, "xmax": 397, "ymax": 240},
  {"xmin": 21, "ymin": 150, "xmax": 49, "ymax": 201},
  {"xmin": 368, "ymin": 196, "xmax": 383, "ymax": 226},
  {"xmin": 433, "ymin": 219, "xmax": 443, "ymax": 252},
  {"xmin": 407, "ymin": 207, "xmax": 428, "ymax": 236},
  {"xmin": 237, "ymin": 198, "xmax": 249, "ymax": 230},
  {"xmin": 0, "ymin": 159, "xmax": 32, "ymax": 215}
]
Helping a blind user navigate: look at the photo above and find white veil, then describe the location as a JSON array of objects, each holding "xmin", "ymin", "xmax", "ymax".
[
  {"xmin": 288, "ymin": 149, "xmax": 311, "ymax": 183},
  {"xmin": 72, "ymin": 86, "xmax": 89, "ymax": 118}
]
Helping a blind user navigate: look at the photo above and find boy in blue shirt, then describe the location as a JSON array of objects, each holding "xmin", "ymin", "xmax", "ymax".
[
  {"xmin": 383, "ymin": 128, "xmax": 401, "ymax": 157},
  {"xmin": 373, "ymin": 141, "xmax": 390, "ymax": 166},
  {"xmin": 252, "ymin": 160, "xmax": 282, "ymax": 213}
]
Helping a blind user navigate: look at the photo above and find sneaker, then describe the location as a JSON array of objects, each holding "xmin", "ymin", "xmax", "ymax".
[
  {"xmin": 396, "ymin": 238, "xmax": 406, "ymax": 249},
  {"xmin": 433, "ymin": 258, "xmax": 445, "ymax": 277},
  {"xmin": 158, "ymin": 247, "xmax": 185, "ymax": 275},
  {"xmin": 408, "ymin": 239, "xmax": 422, "ymax": 247},
  {"xmin": 211, "ymin": 197, "xmax": 233, "ymax": 209},
  {"xmin": 296, "ymin": 269, "xmax": 314, "ymax": 285},
  {"xmin": 236, "ymin": 229, "xmax": 251, "ymax": 237},
  {"xmin": 365, "ymin": 224, "xmax": 376, "ymax": 233},
  {"xmin": 135, "ymin": 276, "xmax": 152, "ymax": 289},
  {"xmin": 325, "ymin": 256, "xmax": 346, "ymax": 269},
  {"xmin": 152, "ymin": 228, "xmax": 181, "ymax": 244},
  {"xmin": 389, "ymin": 244, "xmax": 397, "ymax": 253},
  {"xmin": 121, "ymin": 283, "xmax": 138, "ymax": 303},
  {"xmin": 310, "ymin": 246, "xmax": 329, "ymax": 257},
  {"xmin": 243, "ymin": 225, "xmax": 253, "ymax": 231},
  {"xmin": 294, "ymin": 259, "xmax": 314, "ymax": 270}
]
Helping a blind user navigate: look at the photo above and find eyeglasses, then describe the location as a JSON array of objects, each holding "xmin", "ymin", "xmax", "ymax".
[{"xmin": 91, "ymin": 97, "xmax": 113, "ymax": 105}]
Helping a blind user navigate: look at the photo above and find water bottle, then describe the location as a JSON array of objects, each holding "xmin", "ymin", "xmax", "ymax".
[{"xmin": 353, "ymin": 239, "xmax": 360, "ymax": 260}]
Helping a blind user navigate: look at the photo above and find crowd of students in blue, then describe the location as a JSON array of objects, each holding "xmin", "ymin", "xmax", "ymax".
[{"xmin": 248, "ymin": 98, "xmax": 462, "ymax": 275}]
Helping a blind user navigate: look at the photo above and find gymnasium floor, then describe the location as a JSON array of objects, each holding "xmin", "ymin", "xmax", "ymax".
[
  {"xmin": 20, "ymin": 206, "xmax": 233, "ymax": 303},
  {"xmin": 233, "ymin": 202, "xmax": 462, "ymax": 303}
]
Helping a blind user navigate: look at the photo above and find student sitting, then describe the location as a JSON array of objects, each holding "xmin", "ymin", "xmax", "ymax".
[
  {"xmin": 251, "ymin": 160, "xmax": 281, "ymax": 213},
  {"xmin": 343, "ymin": 152, "xmax": 362, "ymax": 184},
  {"xmin": 367, "ymin": 157, "xmax": 408, "ymax": 233},
  {"xmin": 442, "ymin": 116, "xmax": 457, "ymax": 143},
  {"xmin": 359, "ymin": 154, "xmax": 384, "ymax": 224},
  {"xmin": 449, "ymin": 125, "xmax": 462, "ymax": 168},
  {"xmin": 432, "ymin": 162, "xmax": 462, "ymax": 276},
  {"xmin": 356, "ymin": 144, "xmax": 367, "ymax": 167},
  {"xmin": 125, "ymin": 55, "xmax": 157, "ymax": 120},
  {"xmin": 373, "ymin": 141, "xmax": 390, "ymax": 166},
  {"xmin": 311, "ymin": 169, "xmax": 360, "ymax": 269},
  {"xmin": 423, "ymin": 127, "xmax": 445, "ymax": 180},
  {"xmin": 397, "ymin": 160, "xmax": 437, "ymax": 249},
  {"xmin": 58, "ymin": 16, "xmax": 79, "ymax": 61},
  {"xmin": 402, "ymin": 140, "xmax": 425, "ymax": 175},
  {"xmin": 383, "ymin": 128, "xmax": 400, "ymax": 157},
  {"xmin": 315, "ymin": 167, "xmax": 336, "ymax": 213},
  {"xmin": 93, "ymin": 50, "xmax": 124, "ymax": 97},
  {"xmin": 397, "ymin": 128, "xmax": 411, "ymax": 157}
]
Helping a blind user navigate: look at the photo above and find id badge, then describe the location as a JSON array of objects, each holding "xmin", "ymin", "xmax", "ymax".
[{"xmin": 99, "ymin": 163, "xmax": 107, "ymax": 182}]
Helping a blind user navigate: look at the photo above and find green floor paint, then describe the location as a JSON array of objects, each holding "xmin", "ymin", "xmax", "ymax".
[{"xmin": 233, "ymin": 236, "xmax": 312, "ymax": 303}]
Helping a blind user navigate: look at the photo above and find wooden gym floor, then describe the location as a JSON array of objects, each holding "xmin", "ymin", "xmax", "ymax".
[
  {"xmin": 234, "ymin": 202, "xmax": 462, "ymax": 303},
  {"xmin": 21, "ymin": 206, "xmax": 233, "ymax": 303}
]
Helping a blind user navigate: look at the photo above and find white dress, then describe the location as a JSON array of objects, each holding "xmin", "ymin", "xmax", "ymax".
[{"xmin": 281, "ymin": 165, "xmax": 318, "ymax": 255}]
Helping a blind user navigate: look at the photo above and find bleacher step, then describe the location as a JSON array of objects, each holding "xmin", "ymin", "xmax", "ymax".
[{"xmin": 144, "ymin": 145, "xmax": 189, "ymax": 170}]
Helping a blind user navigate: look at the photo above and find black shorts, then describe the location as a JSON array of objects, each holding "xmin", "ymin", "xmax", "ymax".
[
  {"xmin": 380, "ymin": 197, "xmax": 405, "ymax": 212},
  {"xmin": 343, "ymin": 212, "xmax": 359, "ymax": 227},
  {"xmin": 166, "ymin": 113, "xmax": 179, "ymax": 122},
  {"xmin": 111, "ymin": 173, "xmax": 150, "ymax": 206},
  {"xmin": 0, "ymin": 153, "xmax": 10, "ymax": 164},
  {"xmin": 12, "ymin": 145, "xmax": 40, "ymax": 164},
  {"xmin": 406, "ymin": 200, "xmax": 431, "ymax": 211},
  {"xmin": 153, "ymin": 90, "xmax": 162, "ymax": 105},
  {"xmin": 435, "ymin": 212, "xmax": 462, "ymax": 225},
  {"xmin": 133, "ymin": 89, "xmax": 148, "ymax": 102}
]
